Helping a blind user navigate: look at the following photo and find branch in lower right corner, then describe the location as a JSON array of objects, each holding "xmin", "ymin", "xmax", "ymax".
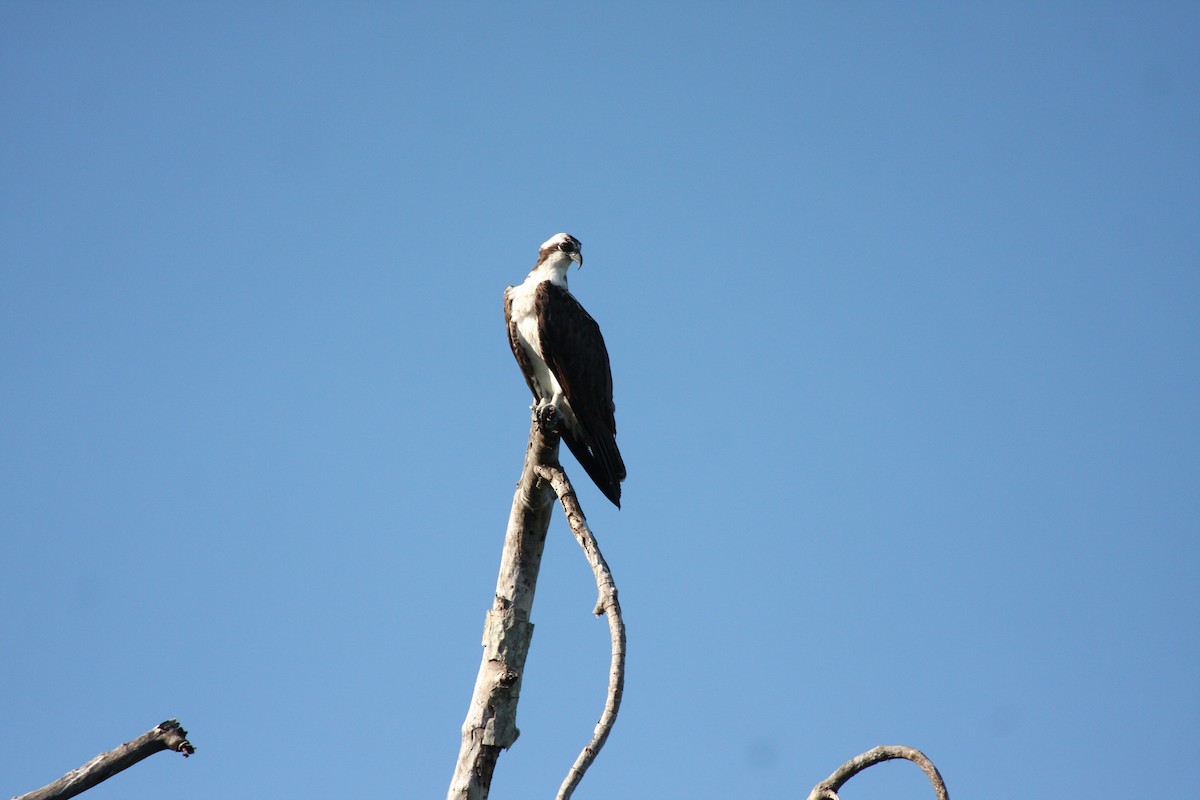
[{"xmin": 807, "ymin": 745, "xmax": 949, "ymax": 800}]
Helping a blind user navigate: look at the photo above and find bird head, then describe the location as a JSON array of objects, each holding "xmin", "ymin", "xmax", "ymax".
[{"xmin": 538, "ymin": 232, "xmax": 584, "ymax": 269}]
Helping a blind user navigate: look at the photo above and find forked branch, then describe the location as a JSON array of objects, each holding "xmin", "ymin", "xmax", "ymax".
[
  {"xmin": 807, "ymin": 745, "xmax": 949, "ymax": 800},
  {"xmin": 534, "ymin": 464, "xmax": 626, "ymax": 800},
  {"xmin": 12, "ymin": 719, "xmax": 194, "ymax": 800}
]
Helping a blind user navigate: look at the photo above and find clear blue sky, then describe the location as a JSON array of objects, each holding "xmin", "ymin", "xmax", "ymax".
[{"xmin": 2, "ymin": 3, "xmax": 1197, "ymax": 798}]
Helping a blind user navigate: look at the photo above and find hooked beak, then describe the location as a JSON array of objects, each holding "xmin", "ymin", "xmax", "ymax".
[{"xmin": 571, "ymin": 251, "xmax": 584, "ymax": 269}]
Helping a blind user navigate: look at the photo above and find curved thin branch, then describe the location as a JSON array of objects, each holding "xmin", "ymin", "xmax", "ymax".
[
  {"xmin": 806, "ymin": 745, "xmax": 949, "ymax": 800},
  {"xmin": 13, "ymin": 719, "xmax": 194, "ymax": 800},
  {"xmin": 534, "ymin": 464, "xmax": 626, "ymax": 800}
]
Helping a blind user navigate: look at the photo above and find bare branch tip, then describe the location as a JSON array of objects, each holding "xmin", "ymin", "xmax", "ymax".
[
  {"xmin": 157, "ymin": 719, "xmax": 195, "ymax": 757},
  {"xmin": 809, "ymin": 745, "xmax": 948, "ymax": 800}
]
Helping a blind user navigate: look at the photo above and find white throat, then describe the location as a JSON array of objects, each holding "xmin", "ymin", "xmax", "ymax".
[{"xmin": 528, "ymin": 252, "xmax": 573, "ymax": 288}]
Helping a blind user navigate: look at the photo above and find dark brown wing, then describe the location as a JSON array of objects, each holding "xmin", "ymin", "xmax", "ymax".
[{"xmin": 534, "ymin": 282, "xmax": 626, "ymax": 507}]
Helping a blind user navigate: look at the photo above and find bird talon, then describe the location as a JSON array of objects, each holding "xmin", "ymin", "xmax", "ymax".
[{"xmin": 536, "ymin": 403, "xmax": 560, "ymax": 433}]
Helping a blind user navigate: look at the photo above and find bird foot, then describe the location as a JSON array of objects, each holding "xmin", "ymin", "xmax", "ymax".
[{"xmin": 535, "ymin": 402, "xmax": 561, "ymax": 434}]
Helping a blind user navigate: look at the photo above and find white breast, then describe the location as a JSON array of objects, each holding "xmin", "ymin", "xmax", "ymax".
[{"xmin": 507, "ymin": 279, "xmax": 564, "ymax": 402}]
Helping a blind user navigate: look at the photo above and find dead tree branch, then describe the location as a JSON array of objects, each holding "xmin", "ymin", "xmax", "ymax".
[
  {"xmin": 447, "ymin": 413, "xmax": 561, "ymax": 800},
  {"xmin": 12, "ymin": 719, "xmax": 194, "ymax": 800},
  {"xmin": 807, "ymin": 745, "xmax": 949, "ymax": 800},
  {"xmin": 534, "ymin": 464, "xmax": 626, "ymax": 800}
]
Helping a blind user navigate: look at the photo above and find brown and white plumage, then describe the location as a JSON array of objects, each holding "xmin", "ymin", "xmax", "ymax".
[{"xmin": 504, "ymin": 233, "xmax": 626, "ymax": 508}]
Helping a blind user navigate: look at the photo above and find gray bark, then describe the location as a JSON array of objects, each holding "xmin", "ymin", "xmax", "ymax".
[
  {"xmin": 534, "ymin": 464, "xmax": 626, "ymax": 800},
  {"xmin": 447, "ymin": 415, "xmax": 560, "ymax": 800},
  {"xmin": 807, "ymin": 745, "xmax": 949, "ymax": 800},
  {"xmin": 12, "ymin": 719, "xmax": 194, "ymax": 800}
]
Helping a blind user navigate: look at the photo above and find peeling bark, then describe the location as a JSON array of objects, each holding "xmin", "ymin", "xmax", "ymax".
[{"xmin": 447, "ymin": 415, "xmax": 559, "ymax": 800}]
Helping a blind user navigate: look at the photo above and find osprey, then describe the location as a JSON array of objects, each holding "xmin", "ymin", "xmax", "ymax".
[{"xmin": 504, "ymin": 233, "xmax": 627, "ymax": 508}]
